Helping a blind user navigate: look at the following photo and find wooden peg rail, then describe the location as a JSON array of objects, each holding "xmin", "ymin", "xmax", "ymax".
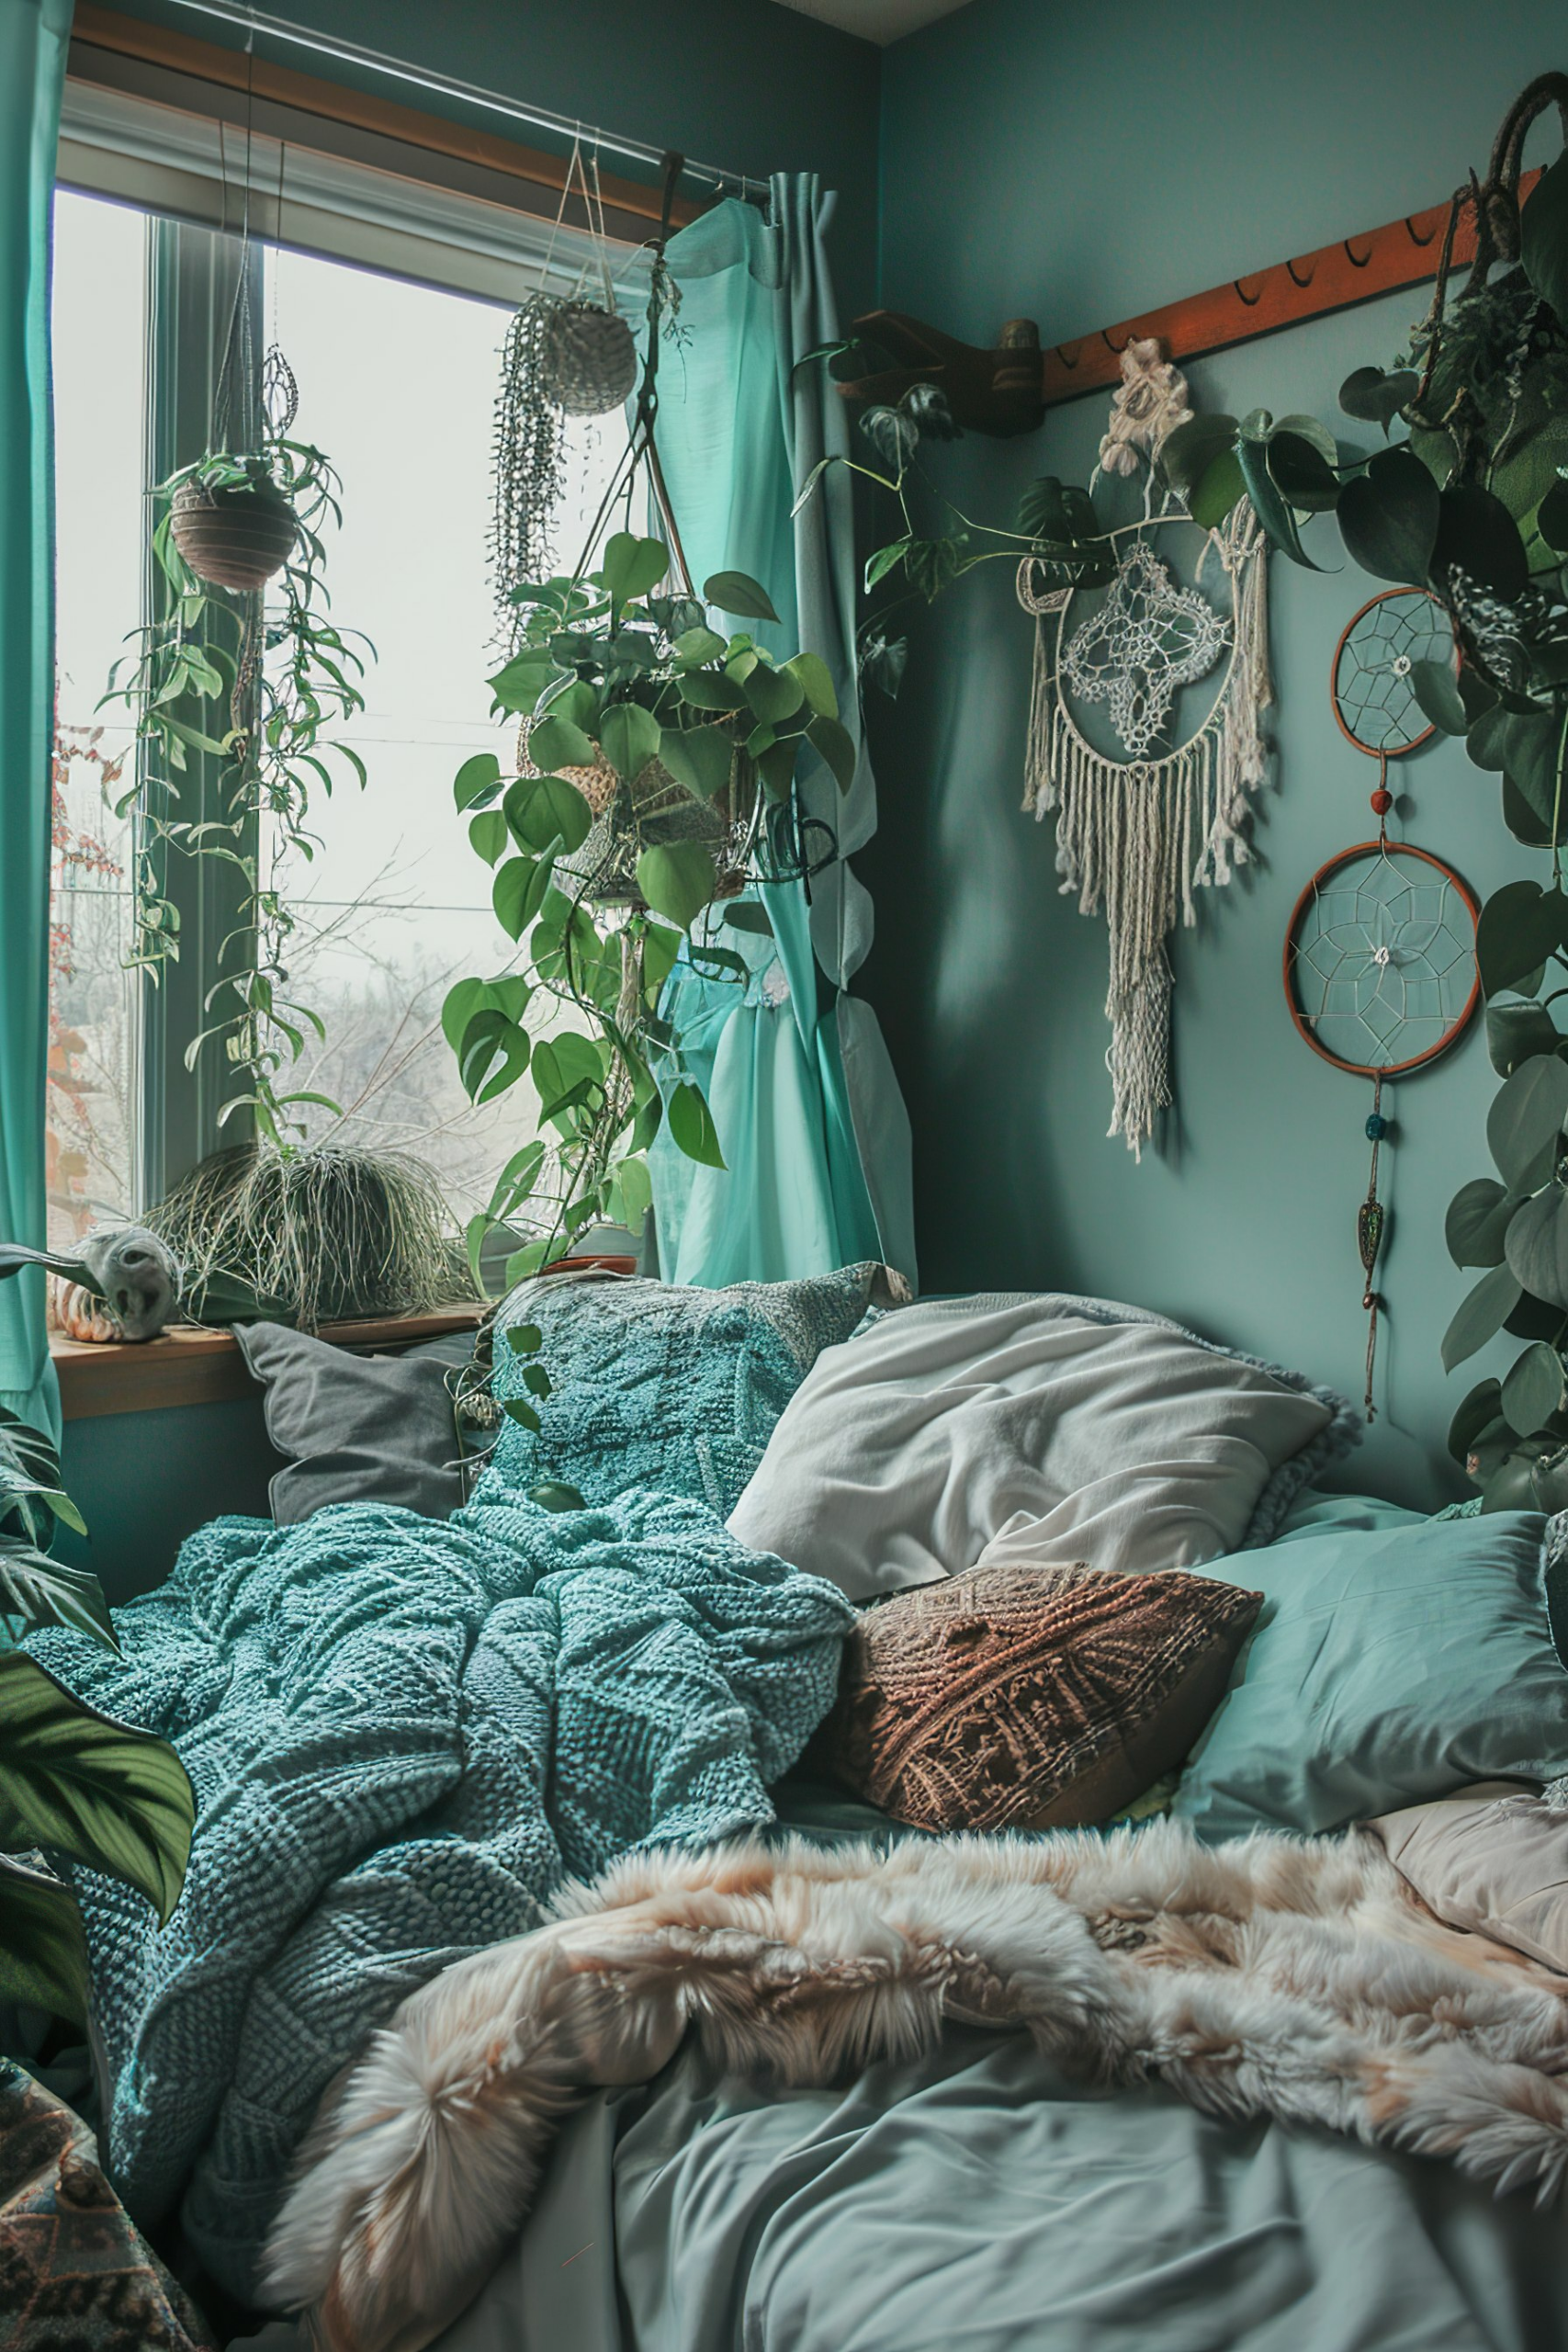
[{"xmin": 844, "ymin": 168, "xmax": 1544, "ymax": 438}]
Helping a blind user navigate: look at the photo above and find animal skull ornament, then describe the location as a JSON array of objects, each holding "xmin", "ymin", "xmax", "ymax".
[{"xmin": 71, "ymin": 1226, "xmax": 182, "ymax": 1341}]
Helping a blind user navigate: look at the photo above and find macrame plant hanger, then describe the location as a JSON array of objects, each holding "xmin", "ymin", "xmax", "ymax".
[{"xmin": 1016, "ymin": 343, "xmax": 1273, "ymax": 1157}]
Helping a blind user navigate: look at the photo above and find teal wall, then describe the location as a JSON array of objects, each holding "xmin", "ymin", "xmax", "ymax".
[
  {"xmin": 866, "ymin": 0, "xmax": 1567, "ymax": 1508},
  {"xmin": 59, "ymin": 1398, "xmax": 281, "ymax": 1607}
]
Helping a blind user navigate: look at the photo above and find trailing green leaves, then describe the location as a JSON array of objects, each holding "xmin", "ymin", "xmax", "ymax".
[
  {"xmin": 1337, "ymin": 445, "xmax": 1440, "ymax": 584},
  {"xmin": 637, "ymin": 842, "xmax": 717, "ymax": 931},
  {"xmin": 0, "ymin": 1652, "xmax": 194, "ymax": 1926},
  {"xmin": 668, "ymin": 1080, "xmax": 726, "ymax": 1168}
]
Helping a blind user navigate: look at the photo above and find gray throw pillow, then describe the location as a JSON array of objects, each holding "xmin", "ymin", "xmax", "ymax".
[{"xmin": 235, "ymin": 1321, "xmax": 476, "ymax": 1525}]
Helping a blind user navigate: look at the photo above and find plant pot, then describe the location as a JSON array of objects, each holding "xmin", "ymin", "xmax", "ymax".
[
  {"xmin": 170, "ymin": 472, "xmax": 299, "ymax": 591},
  {"xmin": 557, "ymin": 740, "xmax": 760, "ymax": 908}
]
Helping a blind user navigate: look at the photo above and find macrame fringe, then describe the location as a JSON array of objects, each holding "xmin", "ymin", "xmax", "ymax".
[{"xmin": 1019, "ymin": 513, "xmax": 1271, "ymax": 1157}]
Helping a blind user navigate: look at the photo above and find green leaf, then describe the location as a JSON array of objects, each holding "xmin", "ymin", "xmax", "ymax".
[
  {"xmin": 1190, "ymin": 447, "xmax": 1247, "ymax": 532},
  {"xmin": 507, "ymin": 1321, "xmax": 544, "ymax": 1354},
  {"xmin": 807, "ymin": 712, "xmax": 857, "ymax": 793},
  {"xmin": 1467, "ymin": 705, "xmax": 1513, "ymax": 774},
  {"xmin": 1338, "ymin": 367, "xmax": 1420, "ymax": 430},
  {"xmin": 454, "ymin": 752, "xmax": 502, "ymax": 811},
  {"xmin": 506, "ymin": 775, "xmax": 593, "ymax": 856},
  {"xmin": 1487, "ymin": 1053, "xmax": 1568, "ymax": 1190},
  {"xmin": 1442, "ymin": 1259, "xmax": 1524, "ymax": 1371},
  {"xmin": 865, "ymin": 537, "xmax": 913, "ymax": 592},
  {"xmin": 468, "ymin": 810, "xmax": 509, "ymax": 866},
  {"xmin": 528, "ymin": 713, "xmax": 596, "ymax": 772},
  {"xmin": 1236, "ymin": 438, "xmax": 1321, "ymax": 568},
  {"xmin": 1446, "ymin": 1176, "xmax": 1519, "ymax": 1269},
  {"xmin": 1433, "ymin": 483, "xmax": 1529, "ymax": 603},
  {"xmin": 679, "ymin": 671, "xmax": 749, "ymax": 713},
  {"xmin": 1488, "ymin": 999, "xmax": 1561, "ymax": 1076},
  {"xmin": 636, "ymin": 842, "xmax": 716, "ymax": 931},
  {"xmin": 672, "ymin": 626, "xmax": 728, "ymax": 666},
  {"xmin": 1477, "ymin": 881, "xmax": 1564, "ymax": 1000},
  {"xmin": 668, "ymin": 1079, "xmax": 726, "ymax": 1168},
  {"xmin": 1502, "ymin": 1340, "xmax": 1567, "ymax": 1435},
  {"xmin": 1408, "ymin": 657, "xmax": 1467, "ymax": 736},
  {"xmin": 1156, "ymin": 414, "xmax": 1239, "ymax": 502},
  {"xmin": 601, "ymin": 532, "xmax": 670, "ymax": 606},
  {"xmin": 1337, "ymin": 445, "xmax": 1440, "ymax": 584},
  {"xmin": 657, "ymin": 725, "xmax": 735, "ymax": 804},
  {"xmin": 521, "ymin": 1361, "xmax": 552, "ymax": 1398},
  {"xmin": 458, "ymin": 1009, "xmax": 530, "ymax": 1103},
  {"xmin": 704, "ymin": 570, "xmax": 780, "ymax": 624},
  {"xmin": 1506, "ymin": 1186, "xmax": 1568, "ymax": 1309},
  {"xmin": 503, "ymin": 1398, "xmax": 541, "ymax": 1434},
  {"xmin": 744, "ymin": 664, "xmax": 806, "ymax": 726},
  {"xmin": 598, "ymin": 703, "xmax": 662, "ymax": 783},
  {"xmin": 1449, "ymin": 1376, "xmax": 1504, "ymax": 1464},
  {"xmin": 758, "ymin": 737, "xmax": 799, "ymax": 800},
  {"xmin": 784, "ymin": 651, "xmax": 838, "ymax": 718},
  {"xmin": 487, "ymin": 656, "xmax": 556, "ymax": 714},
  {"xmin": 1263, "ymin": 429, "xmax": 1341, "ymax": 513},
  {"xmin": 1502, "ymin": 709, "xmax": 1563, "ymax": 830},
  {"xmin": 525, "ymin": 1482, "xmax": 584, "ymax": 1512},
  {"xmin": 441, "ymin": 977, "xmax": 488, "ymax": 1055},
  {"xmin": 0, "ymin": 1853, "xmax": 91, "ymax": 2025},
  {"xmin": 614, "ymin": 1154, "xmax": 654, "ymax": 1225},
  {"xmin": 492, "ymin": 854, "xmax": 555, "ymax": 941},
  {"xmin": 1016, "ymin": 478, "xmax": 1100, "ymax": 543},
  {"xmin": 0, "ymin": 1545, "xmax": 116, "ymax": 1648},
  {"xmin": 1521, "ymin": 147, "xmax": 1568, "ymax": 332},
  {"xmin": 0, "ymin": 1652, "xmax": 193, "ymax": 1925},
  {"xmin": 1539, "ymin": 476, "xmax": 1568, "ymax": 555}
]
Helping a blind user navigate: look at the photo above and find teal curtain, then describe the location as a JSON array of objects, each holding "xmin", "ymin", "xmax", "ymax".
[
  {"xmin": 0, "ymin": 0, "xmax": 68, "ymax": 1437},
  {"xmin": 649, "ymin": 180, "xmax": 916, "ymax": 1289}
]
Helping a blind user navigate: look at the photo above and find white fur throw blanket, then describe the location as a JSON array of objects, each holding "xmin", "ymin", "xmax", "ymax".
[{"xmin": 264, "ymin": 1822, "xmax": 1568, "ymax": 2352}]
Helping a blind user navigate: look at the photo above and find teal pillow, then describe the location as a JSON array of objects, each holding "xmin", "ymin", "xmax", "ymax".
[
  {"xmin": 1171, "ymin": 1510, "xmax": 1568, "ymax": 1841},
  {"xmin": 479, "ymin": 1263, "xmax": 899, "ymax": 1519}
]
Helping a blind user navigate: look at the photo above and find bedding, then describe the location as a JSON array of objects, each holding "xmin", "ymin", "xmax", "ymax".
[
  {"xmin": 487, "ymin": 1260, "xmax": 904, "ymax": 1519},
  {"xmin": 266, "ymin": 1816, "xmax": 1568, "ymax": 2350},
  {"xmin": 24, "ymin": 1486, "xmax": 852, "ymax": 2298},
  {"xmin": 1173, "ymin": 1509, "xmax": 1568, "ymax": 1840},
  {"xmin": 1371, "ymin": 1781, "xmax": 1568, "ymax": 1973},
  {"xmin": 728, "ymin": 1291, "xmax": 1356, "ymax": 1599},
  {"xmin": 234, "ymin": 1319, "xmax": 479, "ymax": 1522},
  {"xmin": 814, "ymin": 1557, "xmax": 1261, "ymax": 1829}
]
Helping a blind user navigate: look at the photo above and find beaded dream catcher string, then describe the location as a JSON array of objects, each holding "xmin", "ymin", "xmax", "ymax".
[{"xmin": 1282, "ymin": 589, "xmax": 1480, "ymax": 1417}]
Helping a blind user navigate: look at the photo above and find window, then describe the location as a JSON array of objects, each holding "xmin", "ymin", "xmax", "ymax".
[{"xmin": 48, "ymin": 150, "xmax": 628, "ymax": 1250}]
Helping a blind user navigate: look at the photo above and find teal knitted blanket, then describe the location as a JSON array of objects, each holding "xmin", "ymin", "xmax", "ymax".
[{"xmin": 28, "ymin": 1487, "xmax": 852, "ymax": 2299}]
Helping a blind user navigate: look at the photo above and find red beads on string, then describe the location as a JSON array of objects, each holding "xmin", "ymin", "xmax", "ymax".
[{"xmin": 1371, "ymin": 786, "xmax": 1393, "ymax": 816}]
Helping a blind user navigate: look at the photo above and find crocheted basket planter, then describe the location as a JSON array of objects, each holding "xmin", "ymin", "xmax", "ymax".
[{"xmin": 539, "ymin": 300, "xmax": 639, "ymax": 417}]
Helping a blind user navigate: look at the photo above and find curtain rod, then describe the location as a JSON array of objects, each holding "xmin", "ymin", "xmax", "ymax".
[{"xmin": 146, "ymin": 0, "xmax": 771, "ymax": 202}]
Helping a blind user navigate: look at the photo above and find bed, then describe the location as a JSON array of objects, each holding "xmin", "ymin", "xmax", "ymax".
[{"xmin": 28, "ymin": 1272, "xmax": 1568, "ymax": 2352}]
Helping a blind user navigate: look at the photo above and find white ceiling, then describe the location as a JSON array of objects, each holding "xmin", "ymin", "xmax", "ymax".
[{"xmin": 770, "ymin": 0, "xmax": 974, "ymax": 43}]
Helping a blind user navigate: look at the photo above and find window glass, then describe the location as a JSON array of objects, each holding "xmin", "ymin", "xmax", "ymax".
[
  {"xmin": 258, "ymin": 244, "xmax": 624, "ymax": 1225},
  {"xmin": 48, "ymin": 189, "xmax": 147, "ymax": 1248}
]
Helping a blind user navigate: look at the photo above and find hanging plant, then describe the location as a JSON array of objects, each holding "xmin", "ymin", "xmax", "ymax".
[
  {"xmin": 447, "ymin": 526, "xmax": 853, "ymax": 1367},
  {"xmin": 103, "ymin": 348, "xmax": 371, "ymax": 1150},
  {"xmin": 491, "ymin": 146, "xmax": 641, "ymax": 651}
]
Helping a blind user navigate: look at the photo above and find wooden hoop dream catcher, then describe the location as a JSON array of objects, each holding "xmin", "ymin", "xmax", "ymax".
[{"xmin": 1283, "ymin": 589, "xmax": 1480, "ymax": 1419}]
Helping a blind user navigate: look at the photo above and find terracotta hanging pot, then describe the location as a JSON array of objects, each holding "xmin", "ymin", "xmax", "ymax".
[{"xmin": 170, "ymin": 469, "xmax": 299, "ymax": 592}]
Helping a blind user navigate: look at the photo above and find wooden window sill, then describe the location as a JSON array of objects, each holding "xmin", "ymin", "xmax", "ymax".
[{"xmin": 52, "ymin": 1306, "xmax": 488, "ymax": 1421}]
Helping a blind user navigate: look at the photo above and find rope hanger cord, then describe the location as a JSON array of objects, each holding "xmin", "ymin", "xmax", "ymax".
[{"xmin": 147, "ymin": 0, "xmax": 769, "ymax": 205}]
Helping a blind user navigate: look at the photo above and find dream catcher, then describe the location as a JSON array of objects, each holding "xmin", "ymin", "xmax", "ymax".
[
  {"xmin": 1283, "ymin": 588, "xmax": 1480, "ymax": 1417},
  {"xmin": 1018, "ymin": 341, "xmax": 1273, "ymax": 1157}
]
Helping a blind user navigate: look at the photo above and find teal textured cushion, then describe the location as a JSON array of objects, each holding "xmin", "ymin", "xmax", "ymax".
[
  {"xmin": 1171, "ymin": 1510, "xmax": 1568, "ymax": 1841},
  {"xmin": 480, "ymin": 1263, "xmax": 900, "ymax": 1518}
]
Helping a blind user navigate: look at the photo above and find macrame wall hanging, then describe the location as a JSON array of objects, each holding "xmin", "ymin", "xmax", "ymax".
[{"xmin": 1017, "ymin": 340, "xmax": 1273, "ymax": 1156}]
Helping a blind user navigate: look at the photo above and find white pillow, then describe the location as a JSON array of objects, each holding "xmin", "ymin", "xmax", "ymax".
[{"xmin": 727, "ymin": 1293, "xmax": 1352, "ymax": 1602}]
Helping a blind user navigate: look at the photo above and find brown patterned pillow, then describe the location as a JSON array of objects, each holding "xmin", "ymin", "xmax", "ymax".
[{"xmin": 816, "ymin": 1561, "xmax": 1262, "ymax": 1833}]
